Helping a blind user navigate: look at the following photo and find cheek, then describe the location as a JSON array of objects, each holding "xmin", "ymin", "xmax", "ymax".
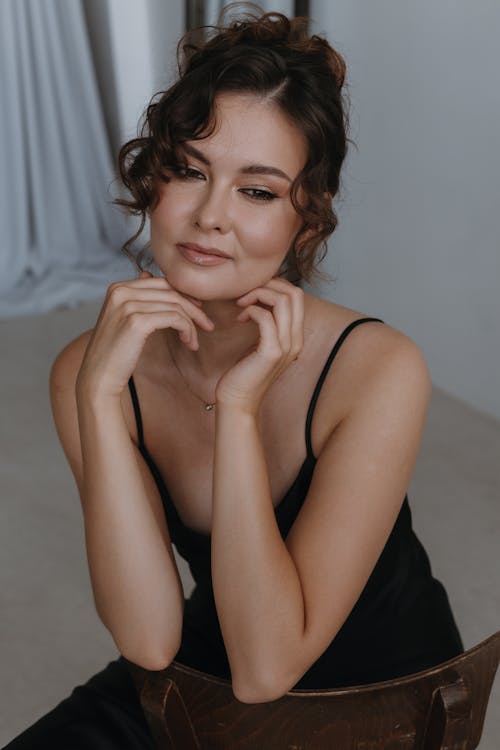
[
  {"xmin": 240, "ymin": 206, "xmax": 298, "ymax": 254},
  {"xmin": 150, "ymin": 187, "xmax": 191, "ymax": 231}
]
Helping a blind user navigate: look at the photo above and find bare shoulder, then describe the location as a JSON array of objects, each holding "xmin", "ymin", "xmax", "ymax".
[
  {"xmin": 314, "ymin": 295, "xmax": 429, "ymax": 366},
  {"xmin": 50, "ymin": 327, "xmax": 140, "ymax": 449},
  {"xmin": 50, "ymin": 328, "xmax": 94, "ymax": 391},
  {"xmin": 308, "ymin": 295, "xmax": 431, "ymax": 420}
]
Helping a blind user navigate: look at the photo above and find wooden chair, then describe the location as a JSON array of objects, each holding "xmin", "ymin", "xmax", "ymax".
[{"xmin": 125, "ymin": 629, "xmax": 500, "ymax": 749}]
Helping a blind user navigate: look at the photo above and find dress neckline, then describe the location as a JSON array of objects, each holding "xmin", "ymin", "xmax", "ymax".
[
  {"xmin": 138, "ymin": 443, "xmax": 317, "ymax": 540},
  {"xmin": 128, "ymin": 316, "xmax": 385, "ymax": 541}
]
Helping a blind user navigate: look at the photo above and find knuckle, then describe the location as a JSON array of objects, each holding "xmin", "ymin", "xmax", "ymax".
[
  {"xmin": 108, "ymin": 284, "xmax": 126, "ymax": 303},
  {"xmin": 267, "ymin": 346, "xmax": 282, "ymax": 360},
  {"xmin": 105, "ymin": 282, "xmax": 118, "ymax": 299},
  {"xmin": 121, "ymin": 300, "xmax": 137, "ymax": 316},
  {"xmin": 290, "ymin": 285, "xmax": 304, "ymax": 299},
  {"xmin": 127, "ymin": 311, "xmax": 145, "ymax": 331}
]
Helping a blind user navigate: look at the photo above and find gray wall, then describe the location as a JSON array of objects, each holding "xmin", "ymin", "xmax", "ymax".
[
  {"xmin": 308, "ymin": 1, "xmax": 499, "ymax": 420},
  {"xmin": 85, "ymin": 0, "xmax": 499, "ymax": 419}
]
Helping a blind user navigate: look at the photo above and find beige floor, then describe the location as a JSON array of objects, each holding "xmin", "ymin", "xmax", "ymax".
[{"xmin": 1, "ymin": 299, "xmax": 499, "ymax": 747}]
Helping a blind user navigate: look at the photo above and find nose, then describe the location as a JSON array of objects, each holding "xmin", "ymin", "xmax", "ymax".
[{"xmin": 192, "ymin": 183, "xmax": 232, "ymax": 234}]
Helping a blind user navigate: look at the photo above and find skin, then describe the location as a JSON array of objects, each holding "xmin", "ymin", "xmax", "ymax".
[
  {"xmin": 47, "ymin": 89, "xmax": 433, "ymax": 700},
  {"xmin": 149, "ymin": 91, "xmax": 314, "ymax": 383}
]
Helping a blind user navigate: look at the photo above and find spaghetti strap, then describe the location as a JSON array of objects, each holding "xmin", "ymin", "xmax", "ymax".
[
  {"xmin": 128, "ymin": 318, "xmax": 384, "ymax": 460},
  {"xmin": 127, "ymin": 375, "xmax": 144, "ymax": 449},
  {"xmin": 304, "ymin": 317, "xmax": 384, "ymax": 459}
]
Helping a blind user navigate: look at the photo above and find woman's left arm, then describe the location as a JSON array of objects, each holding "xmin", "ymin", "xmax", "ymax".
[
  {"xmin": 212, "ymin": 330, "xmax": 431, "ymax": 705},
  {"xmin": 211, "ymin": 403, "xmax": 306, "ymax": 703}
]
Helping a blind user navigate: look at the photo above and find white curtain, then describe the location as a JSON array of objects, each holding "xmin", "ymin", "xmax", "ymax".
[{"xmin": 0, "ymin": 0, "xmax": 133, "ymax": 319}]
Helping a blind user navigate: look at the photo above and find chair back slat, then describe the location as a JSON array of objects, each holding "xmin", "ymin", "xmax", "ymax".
[
  {"xmin": 125, "ymin": 630, "xmax": 500, "ymax": 749},
  {"xmin": 421, "ymin": 674, "xmax": 470, "ymax": 750}
]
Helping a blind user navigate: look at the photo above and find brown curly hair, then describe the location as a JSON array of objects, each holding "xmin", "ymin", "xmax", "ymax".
[{"xmin": 113, "ymin": 2, "xmax": 352, "ymax": 287}]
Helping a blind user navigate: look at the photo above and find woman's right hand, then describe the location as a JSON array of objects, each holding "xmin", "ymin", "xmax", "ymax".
[{"xmin": 75, "ymin": 271, "xmax": 215, "ymax": 399}]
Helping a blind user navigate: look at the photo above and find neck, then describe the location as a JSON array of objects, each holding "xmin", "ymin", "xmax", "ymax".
[{"xmin": 165, "ymin": 298, "xmax": 261, "ymax": 381}]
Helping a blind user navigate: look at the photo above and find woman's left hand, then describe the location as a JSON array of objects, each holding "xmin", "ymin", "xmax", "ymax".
[{"xmin": 214, "ymin": 277, "xmax": 305, "ymax": 416}]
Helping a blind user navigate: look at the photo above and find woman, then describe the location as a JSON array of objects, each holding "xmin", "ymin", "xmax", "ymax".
[{"xmin": 5, "ymin": 5, "xmax": 464, "ymax": 748}]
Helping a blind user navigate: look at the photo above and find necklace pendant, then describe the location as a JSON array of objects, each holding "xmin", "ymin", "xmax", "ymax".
[{"xmin": 205, "ymin": 403, "xmax": 215, "ymax": 411}]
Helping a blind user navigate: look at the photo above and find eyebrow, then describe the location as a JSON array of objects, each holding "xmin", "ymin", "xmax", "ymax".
[{"xmin": 180, "ymin": 142, "xmax": 292, "ymax": 183}]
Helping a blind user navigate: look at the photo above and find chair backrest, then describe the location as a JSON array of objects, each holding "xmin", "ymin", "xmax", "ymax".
[{"xmin": 125, "ymin": 630, "xmax": 500, "ymax": 750}]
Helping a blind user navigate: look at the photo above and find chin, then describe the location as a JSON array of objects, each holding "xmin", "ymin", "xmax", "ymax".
[{"xmin": 173, "ymin": 280, "xmax": 218, "ymax": 303}]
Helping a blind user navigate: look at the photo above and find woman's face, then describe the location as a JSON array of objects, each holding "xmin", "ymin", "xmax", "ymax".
[{"xmin": 149, "ymin": 91, "xmax": 308, "ymax": 300}]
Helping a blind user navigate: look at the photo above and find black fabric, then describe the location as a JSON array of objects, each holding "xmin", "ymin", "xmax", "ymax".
[
  {"xmin": 129, "ymin": 316, "xmax": 464, "ymax": 689},
  {"xmin": 5, "ymin": 316, "xmax": 464, "ymax": 746},
  {"xmin": 3, "ymin": 658, "xmax": 154, "ymax": 749}
]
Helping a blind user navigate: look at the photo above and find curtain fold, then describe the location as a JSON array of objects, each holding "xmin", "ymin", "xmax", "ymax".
[{"xmin": 0, "ymin": 0, "xmax": 132, "ymax": 319}]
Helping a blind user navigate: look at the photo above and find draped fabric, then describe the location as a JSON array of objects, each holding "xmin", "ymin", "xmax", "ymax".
[{"xmin": 0, "ymin": 0, "xmax": 133, "ymax": 319}]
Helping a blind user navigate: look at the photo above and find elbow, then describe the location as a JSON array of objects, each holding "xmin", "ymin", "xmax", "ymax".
[
  {"xmin": 232, "ymin": 676, "xmax": 290, "ymax": 704},
  {"xmin": 231, "ymin": 654, "xmax": 299, "ymax": 704},
  {"xmin": 139, "ymin": 653, "xmax": 176, "ymax": 672},
  {"xmin": 120, "ymin": 642, "xmax": 180, "ymax": 672},
  {"xmin": 97, "ymin": 606, "xmax": 184, "ymax": 672},
  {"xmin": 115, "ymin": 628, "xmax": 182, "ymax": 672},
  {"xmin": 232, "ymin": 659, "xmax": 303, "ymax": 703}
]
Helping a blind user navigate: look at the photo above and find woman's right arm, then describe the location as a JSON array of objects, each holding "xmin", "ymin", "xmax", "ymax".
[{"xmin": 49, "ymin": 274, "xmax": 214, "ymax": 670}]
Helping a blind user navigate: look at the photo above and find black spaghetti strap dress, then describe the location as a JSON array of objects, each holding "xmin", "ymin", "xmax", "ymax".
[{"xmin": 4, "ymin": 317, "xmax": 464, "ymax": 748}]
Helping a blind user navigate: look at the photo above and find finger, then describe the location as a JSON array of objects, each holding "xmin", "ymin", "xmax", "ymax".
[
  {"xmin": 146, "ymin": 274, "xmax": 201, "ymax": 301},
  {"xmin": 110, "ymin": 286, "xmax": 214, "ymax": 330},
  {"xmin": 112, "ymin": 277, "xmax": 173, "ymax": 291},
  {"xmin": 236, "ymin": 305, "xmax": 283, "ymax": 358},
  {"xmin": 237, "ymin": 288, "xmax": 292, "ymax": 352},
  {"xmin": 141, "ymin": 275, "xmax": 204, "ymax": 308},
  {"xmin": 123, "ymin": 310, "xmax": 198, "ymax": 350},
  {"xmin": 236, "ymin": 287, "xmax": 282, "ymax": 308},
  {"xmin": 121, "ymin": 301, "xmax": 199, "ymax": 333},
  {"xmin": 264, "ymin": 278, "xmax": 305, "ymax": 360}
]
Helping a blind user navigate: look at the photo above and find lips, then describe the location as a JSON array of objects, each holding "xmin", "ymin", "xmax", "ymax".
[
  {"xmin": 177, "ymin": 244, "xmax": 231, "ymax": 267},
  {"xmin": 179, "ymin": 243, "xmax": 231, "ymax": 259}
]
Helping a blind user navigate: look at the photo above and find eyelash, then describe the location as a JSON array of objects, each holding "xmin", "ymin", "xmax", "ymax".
[{"xmin": 173, "ymin": 167, "xmax": 278, "ymax": 202}]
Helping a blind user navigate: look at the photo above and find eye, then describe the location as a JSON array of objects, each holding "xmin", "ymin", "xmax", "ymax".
[
  {"xmin": 174, "ymin": 167, "xmax": 204, "ymax": 180},
  {"xmin": 240, "ymin": 188, "xmax": 278, "ymax": 202}
]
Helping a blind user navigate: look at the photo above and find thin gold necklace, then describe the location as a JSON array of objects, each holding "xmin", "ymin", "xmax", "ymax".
[{"xmin": 165, "ymin": 334, "xmax": 217, "ymax": 412}]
